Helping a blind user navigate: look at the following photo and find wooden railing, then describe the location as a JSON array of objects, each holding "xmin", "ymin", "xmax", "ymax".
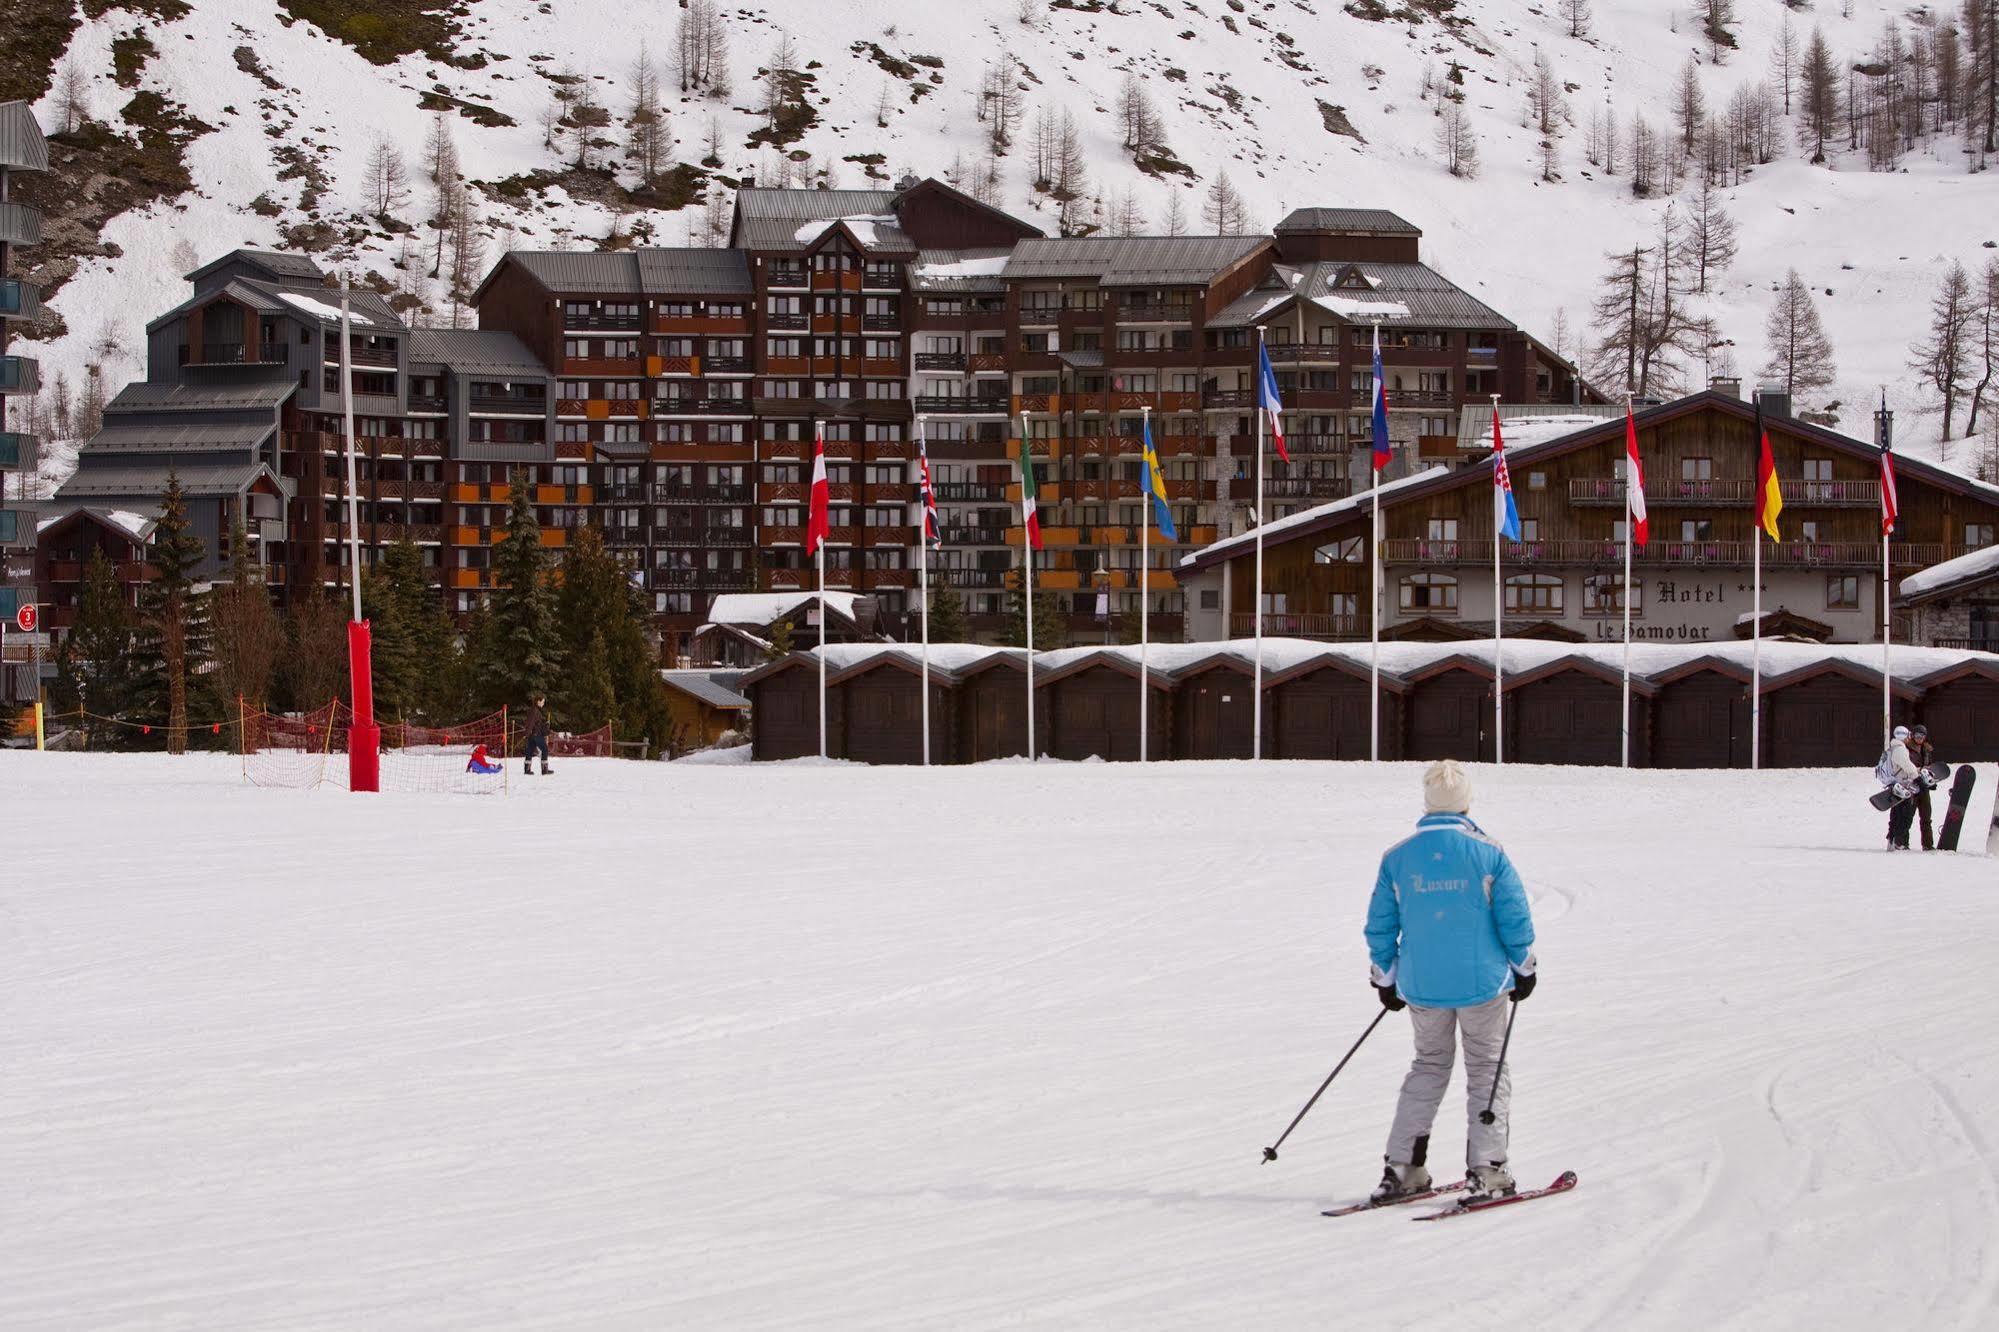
[
  {"xmin": 1230, "ymin": 612, "xmax": 1362, "ymax": 640},
  {"xmin": 1382, "ymin": 538, "xmax": 1949, "ymax": 568}
]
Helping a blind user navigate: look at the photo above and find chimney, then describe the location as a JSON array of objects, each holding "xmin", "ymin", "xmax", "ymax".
[
  {"xmin": 1753, "ymin": 384, "xmax": 1791, "ymax": 420},
  {"xmin": 1709, "ymin": 376, "xmax": 1741, "ymax": 400}
]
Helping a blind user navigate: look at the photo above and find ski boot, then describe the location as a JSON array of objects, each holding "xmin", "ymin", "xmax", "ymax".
[
  {"xmin": 1369, "ymin": 1160, "xmax": 1433, "ymax": 1205},
  {"xmin": 1464, "ymin": 1163, "xmax": 1516, "ymax": 1204}
]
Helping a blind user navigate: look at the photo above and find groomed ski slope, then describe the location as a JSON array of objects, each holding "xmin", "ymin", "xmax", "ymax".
[{"xmin": 4, "ymin": 753, "xmax": 1998, "ymax": 1329}]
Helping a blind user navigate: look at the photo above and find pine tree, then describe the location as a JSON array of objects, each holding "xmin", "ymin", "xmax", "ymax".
[
  {"xmin": 1678, "ymin": 176, "xmax": 1738, "ymax": 294},
  {"xmin": 1912, "ymin": 260, "xmax": 1977, "ymax": 439},
  {"xmin": 361, "ymin": 537, "xmax": 453, "ymax": 721},
  {"xmin": 1560, "ymin": 0, "xmax": 1591, "ymax": 40},
  {"xmin": 1771, "ymin": 11, "xmax": 1801, "ymax": 115},
  {"xmin": 54, "ymin": 547, "xmax": 135, "ymax": 748},
  {"xmin": 479, "ymin": 470, "xmax": 556, "ymax": 707},
  {"xmin": 131, "ymin": 474, "xmax": 209, "ymax": 754},
  {"xmin": 209, "ymin": 518, "xmax": 283, "ymax": 719},
  {"xmin": 626, "ymin": 42, "xmax": 671, "ymax": 189},
  {"xmin": 926, "ymin": 576, "xmax": 971, "ymax": 642},
  {"xmin": 1161, "ymin": 190, "xmax": 1189, "ymax": 236},
  {"xmin": 280, "ymin": 592, "xmax": 349, "ymax": 715},
  {"xmin": 1001, "ymin": 579, "xmax": 1067, "ymax": 649},
  {"xmin": 1801, "ymin": 27, "xmax": 1841, "ymax": 163},
  {"xmin": 1760, "ymin": 270, "xmax": 1838, "ymax": 400},
  {"xmin": 1674, "ymin": 57, "xmax": 1707, "ymax": 154},
  {"xmin": 1700, "ymin": 0, "xmax": 1739, "ymax": 64},
  {"xmin": 1434, "ymin": 101, "xmax": 1480, "ymax": 178}
]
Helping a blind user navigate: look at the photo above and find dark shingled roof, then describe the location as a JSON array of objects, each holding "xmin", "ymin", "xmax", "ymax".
[
  {"xmin": 1002, "ymin": 235, "xmax": 1267, "ymax": 285},
  {"xmin": 106, "ymin": 381, "xmax": 298, "ymax": 413},
  {"xmin": 407, "ymin": 327, "xmax": 550, "ymax": 376},
  {"xmin": 491, "ymin": 247, "xmax": 753, "ymax": 297},
  {"xmin": 83, "ymin": 420, "xmax": 277, "ymax": 455},
  {"xmin": 58, "ymin": 459, "xmax": 291, "ymax": 501},
  {"xmin": 497, "ymin": 251, "xmax": 641, "ymax": 295},
  {"xmin": 1208, "ymin": 260, "xmax": 1512, "ymax": 329},
  {"xmin": 634, "ymin": 247, "xmax": 753, "ymax": 294},
  {"xmin": 909, "ymin": 248, "xmax": 1013, "ymax": 293},
  {"xmin": 185, "ymin": 248, "xmax": 327, "ymax": 284},
  {"xmin": 730, "ymin": 188, "xmax": 913, "ymax": 253},
  {"xmin": 1276, "ymin": 207, "xmax": 1421, "ymax": 235},
  {"xmin": 146, "ymin": 277, "xmax": 401, "ymax": 332}
]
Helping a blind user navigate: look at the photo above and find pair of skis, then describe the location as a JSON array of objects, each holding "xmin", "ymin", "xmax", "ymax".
[{"xmin": 1320, "ymin": 1170, "xmax": 1578, "ymax": 1222}]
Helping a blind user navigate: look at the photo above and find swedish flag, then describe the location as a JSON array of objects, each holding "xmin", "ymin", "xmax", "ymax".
[{"xmin": 1142, "ymin": 416, "xmax": 1178, "ymax": 542}]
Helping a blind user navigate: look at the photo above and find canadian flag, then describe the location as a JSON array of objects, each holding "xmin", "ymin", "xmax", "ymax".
[
  {"xmin": 1625, "ymin": 404, "xmax": 1649, "ymax": 548},
  {"xmin": 806, "ymin": 423, "xmax": 830, "ymax": 555}
]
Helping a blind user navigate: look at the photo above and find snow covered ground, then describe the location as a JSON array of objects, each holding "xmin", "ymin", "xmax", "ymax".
[{"xmin": 5, "ymin": 752, "xmax": 1999, "ymax": 1328}]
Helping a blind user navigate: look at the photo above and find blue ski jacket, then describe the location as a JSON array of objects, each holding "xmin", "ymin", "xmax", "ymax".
[{"xmin": 1364, "ymin": 813, "xmax": 1537, "ymax": 1010}]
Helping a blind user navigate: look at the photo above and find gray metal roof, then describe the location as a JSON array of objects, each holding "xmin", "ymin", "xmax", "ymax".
[
  {"xmin": 185, "ymin": 248, "xmax": 327, "ymax": 285},
  {"xmin": 83, "ymin": 420, "xmax": 276, "ymax": 455},
  {"xmin": 1209, "ymin": 260, "xmax": 1513, "ymax": 329},
  {"xmin": 908, "ymin": 248, "xmax": 1013, "ymax": 293},
  {"xmin": 147, "ymin": 275, "xmax": 402, "ymax": 331},
  {"xmin": 1055, "ymin": 348, "xmax": 1104, "ymax": 369},
  {"xmin": 659, "ymin": 669, "xmax": 751, "ymax": 710},
  {"xmin": 1002, "ymin": 236, "xmax": 1267, "ymax": 285},
  {"xmin": 502, "ymin": 251, "xmax": 642, "ymax": 295},
  {"xmin": 731, "ymin": 188, "xmax": 913, "ymax": 253},
  {"xmin": 407, "ymin": 327, "xmax": 549, "ymax": 376},
  {"xmin": 58, "ymin": 459, "xmax": 291, "ymax": 501},
  {"xmin": 1276, "ymin": 208, "xmax": 1420, "ymax": 235},
  {"xmin": 0, "ymin": 102, "xmax": 49, "ymax": 172},
  {"xmin": 635, "ymin": 247, "xmax": 753, "ymax": 294},
  {"xmin": 107, "ymin": 380, "xmax": 297, "ymax": 413}
]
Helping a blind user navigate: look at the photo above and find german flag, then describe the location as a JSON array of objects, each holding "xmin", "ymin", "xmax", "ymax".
[{"xmin": 1755, "ymin": 400, "xmax": 1782, "ymax": 542}]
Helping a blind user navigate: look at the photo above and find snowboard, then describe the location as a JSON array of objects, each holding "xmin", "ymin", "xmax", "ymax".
[
  {"xmin": 1869, "ymin": 762, "xmax": 1951, "ymax": 811},
  {"xmin": 1937, "ymin": 765, "xmax": 1978, "ymax": 851}
]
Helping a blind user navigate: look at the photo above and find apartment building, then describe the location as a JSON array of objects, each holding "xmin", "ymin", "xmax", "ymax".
[{"xmin": 1, "ymin": 101, "xmax": 46, "ymax": 630}]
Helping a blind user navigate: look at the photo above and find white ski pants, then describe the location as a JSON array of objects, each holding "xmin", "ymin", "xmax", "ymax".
[{"xmin": 1386, "ymin": 994, "xmax": 1512, "ymax": 1170}]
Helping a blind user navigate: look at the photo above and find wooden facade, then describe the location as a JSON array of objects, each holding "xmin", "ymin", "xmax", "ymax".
[
  {"xmin": 1648, "ymin": 661, "xmax": 1753, "ymax": 770},
  {"xmin": 744, "ymin": 658, "xmax": 834, "ymax": 761},
  {"xmin": 1912, "ymin": 663, "xmax": 1999, "ymax": 762},
  {"xmin": 1263, "ymin": 659, "xmax": 1406, "ymax": 760},
  {"xmin": 1758, "ymin": 664, "xmax": 1917, "ymax": 769},
  {"xmin": 834, "ymin": 659, "xmax": 952, "ymax": 766},
  {"xmin": 1501, "ymin": 661, "xmax": 1650, "ymax": 766},
  {"xmin": 1403, "ymin": 659, "xmax": 1495, "ymax": 762},
  {"xmin": 1172, "ymin": 660, "xmax": 1258, "ymax": 760},
  {"xmin": 1041, "ymin": 659, "xmax": 1172, "ymax": 762},
  {"xmin": 956, "ymin": 658, "xmax": 1039, "ymax": 762}
]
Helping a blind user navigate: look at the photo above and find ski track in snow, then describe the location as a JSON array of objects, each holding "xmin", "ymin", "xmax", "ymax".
[{"xmin": 4, "ymin": 753, "xmax": 1999, "ymax": 1328}]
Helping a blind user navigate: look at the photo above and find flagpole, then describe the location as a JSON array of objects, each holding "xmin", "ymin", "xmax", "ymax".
[
  {"xmin": 1491, "ymin": 392, "xmax": 1503, "ymax": 768},
  {"xmin": 1622, "ymin": 395, "xmax": 1634, "ymax": 770},
  {"xmin": 1253, "ymin": 325, "xmax": 1266, "ymax": 762},
  {"xmin": 1880, "ymin": 388, "xmax": 1892, "ymax": 746},
  {"xmin": 1752, "ymin": 509, "xmax": 1762, "ymax": 772},
  {"xmin": 1369, "ymin": 321, "xmax": 1382, "ymax": 763},
  {"xmin": 918, "ymin": 414, "xmax": 931, "ymax": 767},
  {"xmin": 1140, "ymin": 406, "xmax": 1152, "ymax": 763},
  {"xmin": 1021, "ymin": 412, "xmax": 1036, "ymax": 763}
]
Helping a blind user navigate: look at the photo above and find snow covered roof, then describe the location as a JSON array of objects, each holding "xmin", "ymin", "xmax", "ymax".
[
  {"xmin": 1898, "ymin": 544, "xmax": 1999, "ymax": 603},
  {"xmin": 1211, "ymin": 260, "xmax": 1512, "ymax": 329},
  {"xmin": 911, "ymin": 249, "xmax": 1013, "ymax": 292},
  {"xmin": 1457, "ymin": 405, "xmax": 1623, "ymax": 450},
  {"xmin": 277, "ymin": 291, "xmax": 374, "ymax": 326},
  {"xmin": 1181, "ymin": 467, "xmax": 1452, "ymax": 571},
  {"xmin": 706, "ymin": 591, "xmax": 867, "ymax": 627},
  {"xmin": 732, "ymin": 189, "xmax": 912, "ymax": 253},
  {"xmin": 35, "ymin": 506, "xmax": 156, "ymax": 542}
]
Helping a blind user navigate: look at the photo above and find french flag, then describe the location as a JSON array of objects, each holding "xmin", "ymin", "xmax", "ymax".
[{"xmin": 1256, "ymin": 344, "xmax": 1289, "ymax": 463}]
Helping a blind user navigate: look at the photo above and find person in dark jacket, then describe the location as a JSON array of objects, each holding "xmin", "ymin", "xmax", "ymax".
[
  {"xmin": 1908, "ymin": 724, "xmax": 1937, "ymax": 850},
  {"xmin": 523, "ymin": 696, "xmax": 551, "ymax": 775}
]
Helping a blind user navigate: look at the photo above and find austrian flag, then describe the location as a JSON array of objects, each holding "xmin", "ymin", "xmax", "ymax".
[{"xmin": 806, "ymin": 424, "xmax": 830, "ymax": 555}]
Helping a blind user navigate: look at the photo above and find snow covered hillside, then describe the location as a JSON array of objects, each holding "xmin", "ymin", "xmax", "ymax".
[
  {"xmin": 5, "ymin": 752, "xmax": 1999, "ymax": 1327},
  {"xmin": 9, "ymin": 0, "xmax": 1997, "ymax": 494}
]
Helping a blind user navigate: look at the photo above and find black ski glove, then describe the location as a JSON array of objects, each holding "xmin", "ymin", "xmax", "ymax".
[
  {"xmin": 1375, "ymin": 982, "xmax": 1406, "ymax": 1012},
  {"xmin": 1510, "ymin": 970, "xmax": 1536, "ymax": 1003}
]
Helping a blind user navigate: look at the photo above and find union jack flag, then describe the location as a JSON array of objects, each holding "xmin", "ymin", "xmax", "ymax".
[{"xmin": 917, "ymin": 431, "xmax": 942, "ymax": 549}]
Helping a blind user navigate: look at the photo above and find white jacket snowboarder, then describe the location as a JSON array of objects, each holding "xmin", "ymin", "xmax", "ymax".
[{"xmin": 1878, "ymin": 726, "xmax": 1922, "ymax": 850}]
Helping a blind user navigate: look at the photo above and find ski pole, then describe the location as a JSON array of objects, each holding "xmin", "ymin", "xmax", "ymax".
[
  {"xmin": 1261, "ymin": 1008, "xmax": 1388, "ymax": 1163},
  {"xmin": 1478, "ymin": 1003, "xmax": 1520, "ymax": 1126}
]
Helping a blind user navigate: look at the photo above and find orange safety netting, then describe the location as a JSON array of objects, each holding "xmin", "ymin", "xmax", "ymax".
[{"xmin": 242, "ymin": 702, "xmax": 509, "ymax": 794}]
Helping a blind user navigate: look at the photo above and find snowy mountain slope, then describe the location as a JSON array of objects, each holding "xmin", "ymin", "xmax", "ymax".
[
  {"xmin": 6, "ymin": 751, "xmax": 1999, "ymax": 1326},
  {"xmin": 12, "ymin": 0, "xmax": 1997, "ymax": 496}
]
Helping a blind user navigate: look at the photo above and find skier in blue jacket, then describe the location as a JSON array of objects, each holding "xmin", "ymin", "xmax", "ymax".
[{"xmin": 1364, "ymin": 760, "xmax": 1537, "ymax": 1204}]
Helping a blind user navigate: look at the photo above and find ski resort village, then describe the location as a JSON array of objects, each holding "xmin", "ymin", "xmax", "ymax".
[{"xmin": 5, "ymin": 1, "xmax": 1999, "ymax": 1326}]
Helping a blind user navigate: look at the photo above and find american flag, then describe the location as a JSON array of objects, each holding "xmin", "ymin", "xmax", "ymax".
[
  {"xmin": 1879, "ymin": 436, "xmax": 1899, "ymax": 536},
  {"xmin": 917, "ymin": 430, "xmax": 942, "ymax": 549}
]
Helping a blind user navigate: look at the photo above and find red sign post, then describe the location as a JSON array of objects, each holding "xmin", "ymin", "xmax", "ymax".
[{"xmin": 13, "ymin": 604, "xmax": 34, "ymax": 633}]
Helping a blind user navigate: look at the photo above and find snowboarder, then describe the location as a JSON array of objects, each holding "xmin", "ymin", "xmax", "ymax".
[
  {"xmin": 1876, "ymin": 725, "xmax": 1921, "ymax": 850},
  {"xmin": 523, "ymin": 696, "xmax": 551, "ymax": 776},
  {"xmin": 1364, "ymin": 760, "xmax": 1537, "ymax": 1207},
  {"xmin": 1908, "ymin": 725, "xmax": 1937, "ymax": 851}
]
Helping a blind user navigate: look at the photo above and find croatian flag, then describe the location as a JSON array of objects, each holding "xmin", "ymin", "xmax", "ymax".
[
  {"xmin": 1625, "ymin": 403, "xmax": 1649, "ymax": 547},
  {"xmin": 1256, "ymin": 344, "xmax": 1290, "ymax": 463},
  {"xmin": 1492, "ymin": 404, "xmax": 1521, "ymax": 542},
  {"xmin": 1370, "ymin": 324, "xmax": 1391, "ymax": 472},
  {"xmin": 917, "ymin": 432, "xmax": 941, "ymax": 549},
  {"xmin": 806, "ymin": 423, "xmax": 830, "ymax": 555}
]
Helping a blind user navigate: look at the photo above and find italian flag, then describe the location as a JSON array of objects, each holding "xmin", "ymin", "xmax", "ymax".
[{"xmin": 1020, "ymin": 447, "xmax": 1044, "ymax": 551}]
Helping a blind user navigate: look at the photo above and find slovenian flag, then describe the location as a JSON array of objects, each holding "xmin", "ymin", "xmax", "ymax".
[
  {"xmin": 1020, "ymin": 438, "xmax": 1043, "ymax": 551},
  {"xmin": 1492, "ymin": 404, "xmax": 1521, "ymax": 542},
  {"xmin": 1625, "ymin": 403, "xmax": 1649, "ymax": 548},
  {"xmin": 806, "ymin": 423, "xmax": 830, "ymax": 555},
  {"xmin": 1142, "ymin": 414, "xmax": 1178, "ymax": 543},
  {"xmin": 1256, "ymin": 344, "xmax": 1290, "ymax": 463},
  {"xmin": 1370, "ymin": 324, "xmax": 1391, "ymax": 472}
]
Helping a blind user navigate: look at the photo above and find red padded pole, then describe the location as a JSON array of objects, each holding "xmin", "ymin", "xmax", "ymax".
[{"xmin": 347, "ymin": 618, "xmax": 380, "ymax": 793}]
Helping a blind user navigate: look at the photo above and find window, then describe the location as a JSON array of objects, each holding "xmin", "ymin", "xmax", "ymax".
[
  {"xmin": 1504, "ymin": 574, "xmax": 1564, "ymax": 615},
  {"xmin": 1680, "ymin": 519, "xmax": 1714, "ymax": 542},
  {"xmin": 1800, "ymin": 521, "xmax": 1822, "ymax": 542},
  {"xmin": 1802, "ymin": 458, "xmax": 1833, "ymax": 481},
  {"xmin": 1427, "ymin": 518, "xmax": 1459, "ymax": 540},
  {"xmin": 1519, "ymin": 518, "xmax": 1540, "ymax": 541},
  {"xmin": 1200, "ymin": 589, "xmax": 1220, "ymax": 610},
  {"xmin": 1682, "ymin": 457, "xmax": 1713, "ymax": 480},
  {"xmin": 1967, "ymin": 524, "xmax": 1995, "ymax": 550},
  {"xmin": 1314, "ymin": 536, "xmax": 1365, "ymax": 564},
  {"xmin": 1400, "ymin": 573, "xmax": 1459, "ymax": 613},
  {"xmin": 1827, "ymin": 575, "xmax": 1861, "ymax": 610},
  {"xmin": 1528, "ymin": 471, "xmax": 1547, "ymax": 491},
  {"xmin": 1582, "ymin": 574, "xmax": 1640, "ymax": 617}
]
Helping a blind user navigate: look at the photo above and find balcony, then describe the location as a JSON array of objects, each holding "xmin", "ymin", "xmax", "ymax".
[
  {"xmin": 936, "ymin": 482, "xmax": 1005, "ymax": 502},
  {"xmin": 765, "ymin": 312, "xmax": 808, "ymax": 330},
  {"xmin": 862, "ymin": 314, "xmax": 901, "ymax": 332},
  {"xmin": 969, "ymin": 353, "xmax": 1009, "ymax": 373},
  {"xmin": 915, "ymin": 352, "xmax": 966, "ymax": 372},
  {"xmin": 940, "ymin": 525, "xmax": 1008, "ymax": 545},
  {"xmin": 178, "ymin": 342, "xmax": 285, "ymax": 367},
  {"xmin": 704, "ymin": 528, "xmax": 754, "ymax": 547},
  {"xmin": 0, "ymin": 278, "xmax": 42, "ymax": 322},
  {"xmin": 1385, "ymin": 389, "xmax": 1454, "ymax": 408},
  {"xmin": 470, "ymin": 392, "xmax": 546, "ymax": 415},
  {"xmin": 705, "ymin": 356, "xmax": 752, "ymax": 374},
  {"xmin": 1230, "ymin": 612, "xmax": 1362, "ymax": 640},
  {"xmin": 914, "ymin": 395, "xmax": 1009, "ymax": 414},
  {"xmin": 1266, "ymin": 477, "xmax": 1350, "ymax": 500},
  {"xmin": 408, "ymin": 393, "xmax": 446, "ymax": 413},
  {"xmin": 0, "ymin": 431, "xmax": 32, "ymax": 470},
  {"xmin": 0, "ymin": 201, "xmax": 42, "ymax": 246},
  {"xmin": 1380, "ymin": 538, "xmax": 1948, "ymax": 569},
  {"xmin": 605, "ymin": 526, "xmax": 649, "ymax": 547},
  {"xmin": 326, "ymin": 344, "xmax": 398, "ymax": 368},
  {"xmin": 0, "ymin": 355, "xmax": 38, "ymax": 394},
  {"xmin": 601, "ymin": 483, "xmax": 647, "ymax": 502},
  {"xmin": 1203, "ymin": 389, "xmax": 1254, "ymax": 409},
  {"xmin": 1018, "ymin": 305, "xmax": 1062, "ymax": 326},
  {"xmin": 768, "ymin": 266, "xmax": 808, "ymax": 288},
  {"xmin": 653, "ymin": 482, "xmax": 750, "ymax": 503},
  {"xmin": 1118, "ymin": 303, "xmax": 1195, "ymax": 324},
  {"xmin": 563, "ymin": 313, "xmax": 642, "ymax": 331}
]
